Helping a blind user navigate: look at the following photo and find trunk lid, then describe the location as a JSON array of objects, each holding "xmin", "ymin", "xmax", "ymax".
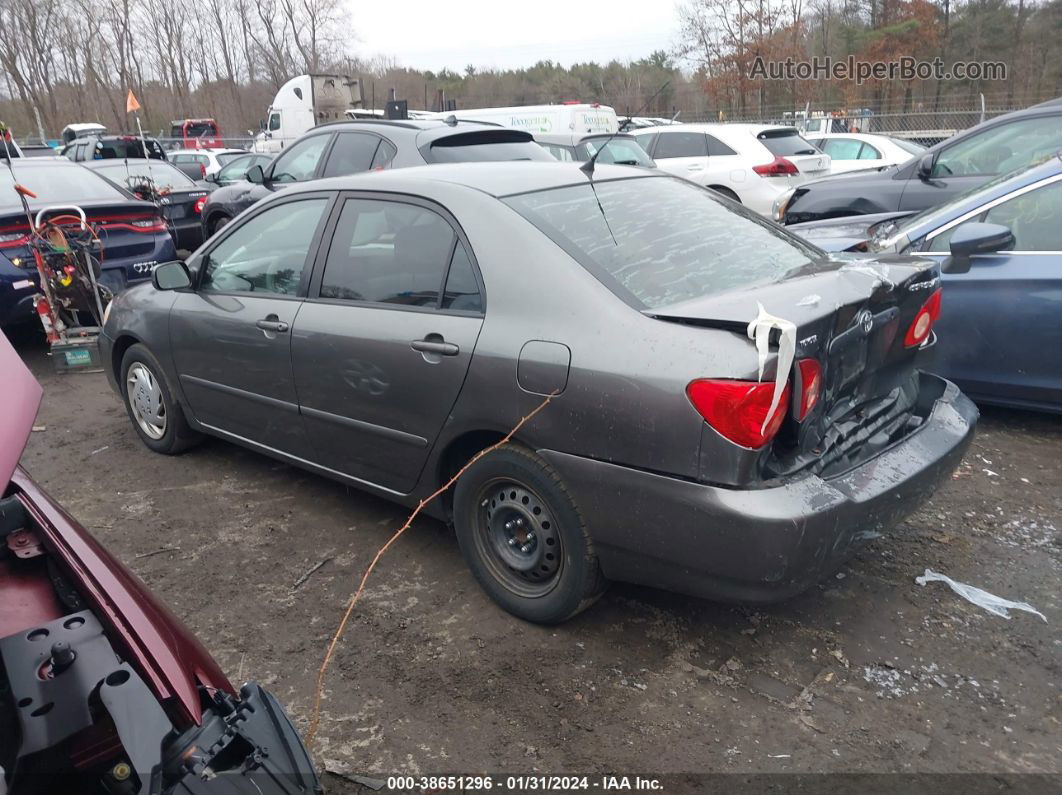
[{"xmin": 648, "ymin": 254, "xmax": 942, "ymax": 476}]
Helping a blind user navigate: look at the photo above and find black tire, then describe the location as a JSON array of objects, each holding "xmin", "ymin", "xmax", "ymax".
[
  {"xmin": 210, "ymin": 215, "xmax": 230, "ymax": 235},
  {"xmin": 453, "ymin": 444, "xmax": 607, "ymax": 623},
  {"xmin": 120, "ymin": 343, "xmax": 200, "ymax": 455},
  {"xmin": 709, "ymin": 186, "xmax": 741, "ymax": 203}
]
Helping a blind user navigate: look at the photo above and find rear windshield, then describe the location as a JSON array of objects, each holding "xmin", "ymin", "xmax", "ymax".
[
  {"xmin": 91, "ymin": 161, "xmax": 195, "ymax": 191},
  {"xmin": 757, "ymin": 129, "xmax": 818, "ymax": 156},
  {"xmin": 0, "ymin": 164, "xmax": 124, "ymax": 208},
  {"xmin": 504, "ymin": 176, "xmax": 819, "ymax": 309},
  {"xmin": 94, "ymin": 138, "xmax": 166, "ymax": 160},
  {"xmin": 186, "ymin": 122, "xmax": 218, "ymax": 138},
  {"xmin": 425, "ymin": 131, "xmax": 555, "ymax": 164}
]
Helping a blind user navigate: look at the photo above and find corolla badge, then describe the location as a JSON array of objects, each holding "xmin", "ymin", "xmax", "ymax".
[{"xmin": 858, "ymin": 309, "xmax": 874, "ymax": 335}]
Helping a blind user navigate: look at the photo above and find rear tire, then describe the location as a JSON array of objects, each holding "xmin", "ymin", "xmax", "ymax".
[
  {"xmin": 210, "ymin": 215, "xmax": 230, "ymax": 235},
  {"xmin": 120, "ymin": 343, "xmax": 200, "ymax": 455},
  {"xmin": 453, "ymin": 444, "xmax": 607, "ymax": 623}
]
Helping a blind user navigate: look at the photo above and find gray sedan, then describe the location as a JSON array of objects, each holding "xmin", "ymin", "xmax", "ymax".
[{"xmin": 100, "ymin": 163, "xmax": 977, "ymax": 623}]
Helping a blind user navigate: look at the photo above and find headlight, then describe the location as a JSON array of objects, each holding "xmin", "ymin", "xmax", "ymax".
[{"xmin": 772, "ymin": 187, "xmax": 796, "ymax": 222}]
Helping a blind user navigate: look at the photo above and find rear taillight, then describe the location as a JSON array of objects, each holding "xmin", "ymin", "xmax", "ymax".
[
  {"xmin": 687, "ymin": 379, "xmax": 791, "ymax": 449},
  {"xmin": 796, "ymin": 358, "xmax": 822, "ymax": 421},
  {"xmin": 199, "ymin": 163, "xmax": 206, "ymax": 179},
  {"xmin": 904, "ymin": 288, "xmax": 942, "ymax": 348},
  {"xmin": 98, "ymin": 214, "xmax": 167, "ymax": 233},
  {"xmin": 752, "ymin": 156, "xmax": 799, "ymax": 177},
  {"xmin": 193, "ymin": 196, "xmax": 207, "ymax": 214},
  {"xmin": 0, "ymin": 228, "xmax": 30, "ymax": 248}
]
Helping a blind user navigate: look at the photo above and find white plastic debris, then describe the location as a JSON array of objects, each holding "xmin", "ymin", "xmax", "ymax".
[
  {"xmin": 796, "ymin": 294, "xmax": 821, "ymax": 307},
  {"xmin": 915, "ymin": 569, "xmax": 1047, "ymax": 622},
  {"xmin": 746, "ymin": 302, "xmax": 796, "ymax": 434}
]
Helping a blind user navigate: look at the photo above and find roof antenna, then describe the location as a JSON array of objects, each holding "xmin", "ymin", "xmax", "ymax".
[{"xmin": 582, "ymin": 80, "xmax": 670, "ymax": 178}]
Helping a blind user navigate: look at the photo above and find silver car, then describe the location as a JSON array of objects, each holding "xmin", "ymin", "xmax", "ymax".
[{"xmin": 100, "ymin": 162, "xmax": 977, "ymax": 623}]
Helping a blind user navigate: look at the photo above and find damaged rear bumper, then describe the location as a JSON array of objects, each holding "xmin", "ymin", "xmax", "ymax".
[{"xmin": 539, "ymin": 372, "xmax": 978, "ymax": 603}]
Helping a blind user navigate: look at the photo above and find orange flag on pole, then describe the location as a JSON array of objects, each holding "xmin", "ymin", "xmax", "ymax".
[{"xmin": 126, "ymin": 90, "xmax": 141, "ymax": 114}]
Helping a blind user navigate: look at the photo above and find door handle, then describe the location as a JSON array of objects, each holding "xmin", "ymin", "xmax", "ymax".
[
  {"xmin": 411, "ymin": 338, "xmax": 459, "ymax": 356},
  {"xmin": 256, "ymin": 317, "xmax": 289, "ymax": 333}
]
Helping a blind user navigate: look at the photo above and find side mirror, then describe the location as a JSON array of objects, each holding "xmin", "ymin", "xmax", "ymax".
[
  {"xmin": 246, "ymin": 164, "xmax": 265, "ymax": 184},
  {"xmin": 916, "ymin": 153, "xmax": 935, "ymax": 180},
  {"xmin": 205, "ymin": 172, "xmax": 218, "ymax": 184},
  {"xmin": 943, "ymin": 222, "xmax": 1014, "ymax": 274},
  {"xmin": 152, "ymin": 260, "xmax": 192, "ymax": 291}
]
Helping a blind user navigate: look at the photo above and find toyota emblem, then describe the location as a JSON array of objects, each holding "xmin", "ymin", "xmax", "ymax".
[{"xmin": 858, "ymin": 310, "xmax": 874, "ymax": 335}]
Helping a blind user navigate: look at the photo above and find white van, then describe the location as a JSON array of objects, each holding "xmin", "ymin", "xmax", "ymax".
[{"xmin": 430, "ymin": 104, "xmax": 618, "ymax": 145}]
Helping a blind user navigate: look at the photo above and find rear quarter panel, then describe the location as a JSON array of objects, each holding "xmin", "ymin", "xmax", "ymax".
[{"xmin": 417, "ymin": 182, "xmax": 763, "ymax": 491}]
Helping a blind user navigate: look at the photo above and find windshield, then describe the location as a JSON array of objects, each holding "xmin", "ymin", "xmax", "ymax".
[
  {"xmin": 91, "ymin": 162, "xmax": 195, "ymax": 191},
  {"xmin": 425, "ymin": 131, "xmax": 555, "ymax": 163},
  {"xmin": 889, "ymin": 137, "xmax": 926, "ymax": 156},
  {"xmin": 576, "ymin": 138, "xmax": 653, "ymax": 167},
  {"xmin": 217, "ymin": 151, "xmax": 245, "ymax": 165},
  {"xmin": 878, "ymin": 160, "xmax": 1055, "ymax": 249},
  {"xmin": 0, "ymin": 164, "xmax": 125, "ymax": 208},
  {"xmin": 758, "ymin": 129, "xmax": 818, "ymax": 156},
  {"xmin": 504, "ymin": 176, "xmax": 820, "ymax": 309}
]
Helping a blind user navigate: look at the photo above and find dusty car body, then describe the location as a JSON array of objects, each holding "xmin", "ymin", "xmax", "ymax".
[
  {"xmin": 0, "ymin": 331, "xmax": 320, "ymax": 793},
  {"xmin": 100, "ymin": 163, "xmax": 977, "ymax": 623}
]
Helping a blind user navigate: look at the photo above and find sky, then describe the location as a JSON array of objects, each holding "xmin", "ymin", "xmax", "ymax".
[{"xmin": 350, "ymin": 0, "xmax": 681, "ymax": 72}]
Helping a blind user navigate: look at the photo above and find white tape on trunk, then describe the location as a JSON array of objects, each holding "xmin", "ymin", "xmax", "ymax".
[{"xmin": 746, "ymin": 302, "xmax": 797, "ymax": 435}]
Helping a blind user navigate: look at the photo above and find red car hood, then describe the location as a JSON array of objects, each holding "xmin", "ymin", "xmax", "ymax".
[
  {"xmin": 2, "ymin": 331, "xmax": 231, "ymax": 724},
  {"xmin": 0, "ymin": 331, "xmax": 42, "ymax": 488}
]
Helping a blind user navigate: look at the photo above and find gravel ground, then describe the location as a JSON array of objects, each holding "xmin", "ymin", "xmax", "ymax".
[{"xmin": 10, "ymin": 327, "xmax": 1061, "ymax": 789}]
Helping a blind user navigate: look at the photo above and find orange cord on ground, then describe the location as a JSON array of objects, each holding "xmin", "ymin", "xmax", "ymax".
[{"xmin": 305, "ymin": 392, "xmax": 556, "ymax": 748}]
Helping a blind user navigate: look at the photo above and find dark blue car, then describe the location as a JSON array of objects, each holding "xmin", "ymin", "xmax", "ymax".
[
  {"xmin": 0, "ymin": 158, "xmax": 176, "ymax": 327},
  {"xmin": 790, "ymin": 155, "xmax": 1062, "ymax": 413}
]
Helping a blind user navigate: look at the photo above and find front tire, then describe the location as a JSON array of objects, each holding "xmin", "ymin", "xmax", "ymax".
[
  {"xmin": 453, "ymin": 445, "xmax": 607, "ymax": 623},
  {"xmin": 120, "ymin": 343, "xmax": 200, "ymax": 454}
]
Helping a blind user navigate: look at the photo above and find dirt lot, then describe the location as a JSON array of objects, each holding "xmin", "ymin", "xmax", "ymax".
[{"xmin": 10, "ymin": 327, "xmax": 1061, "ymax": 787}]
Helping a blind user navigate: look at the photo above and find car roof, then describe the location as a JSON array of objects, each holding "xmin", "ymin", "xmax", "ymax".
[
  {"xmin": 285, "ymin": 161, "xmax": 657, "ymax": 199},
  {"xmin": 169, "ymin": 148, "xmax": 245, "ymax": 155},
  {"xmin": 635, "ymin": 123, "xmax": 796, "ymax": 134}
]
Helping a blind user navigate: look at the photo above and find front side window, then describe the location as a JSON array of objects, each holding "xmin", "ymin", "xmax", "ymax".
[
  {"xmin": 653, "ymin": 132, "xmax": 707, "ymax": 159},
  {"xmin": 932, "ymin": 116, "xmax": 1062, "ymax": 178},
  {"xmin": 200, "ymin": 198, "xmax": 327, "ymax": 295},
  {"xmin": 984, "ymin": 179, "xmax": 1062, "ymax": 251},
  {"xmin": 270, "ymin": 134, "xmax": 330, "ymax": 183},
  {"xmin": 321, "ymin": 132, "xmax": 379, "ymax": 178},
  {"xmin": 636, "ymin": 132, "xmax": 658, "ymax": 154},
  {"xmin": 268, "ymin": 112, "xmax": 281, "ymax": 132},
  {"xmin": 217, "ymin": 155, "xmax": 252, "ymax": 182},
  {"xmin": 320, "ymin": 199, "xmax": 457, "ymax": 307},
  {"xmin": 505, "ymin": 176, "xmax": 819, "ymax": 309}
]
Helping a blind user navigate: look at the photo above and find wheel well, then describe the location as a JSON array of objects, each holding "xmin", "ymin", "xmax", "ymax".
[
  {"xmin": 435, "ymin": 430, "xmax": 509, "ymax": 518},
  {"xmin": 110, "ymin": 334, "xmax": 140, "ymax": 389},
  {"xmin": 205, "ymin": 211, "xmax": 229, "ymax": 232},
  {"xmin": 707, "ymin": 185, "xmax": 740, "ymax": 202}
]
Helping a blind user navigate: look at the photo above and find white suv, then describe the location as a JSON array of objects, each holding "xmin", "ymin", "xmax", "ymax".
[{"xmin": 631, "ymin": 124, "xmax": 830, "ymax": 216}]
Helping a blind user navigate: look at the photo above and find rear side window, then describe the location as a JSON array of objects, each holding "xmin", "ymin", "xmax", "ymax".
[
  {"xmin": 371, "ymin": 139, "xmax": 398, "ymax": 169},
  {"xmin": 653, "ymin": 132, "xmax": 707, "ymax": 159},
  {"xmin": 425, "ymin": 131, "xmax": 554, "ymax": 163},
  {"xmin": 504, "ymin": 176, "xmax": 818, "ymax": 309},
  {"xmin": 442, "ymin": 241, "xmax": 483, "ymax": 312},
  {"xmin": 322, "ymin": 132, "xmax": 379, "ymax": 177},
  {"xmin": 706, "ymin": 135, "xmax": 737, "ymax": 156},
  {"xmin": 320, "ymin": 198, "xmax": 457, "ymax": 307},
  {"xmin": 757, "ymin": 130, "xmax": 818, "ymax": 156},
  {"xmin": 820, "ymin": 138, "xmax": 864, "ymax": 160}
]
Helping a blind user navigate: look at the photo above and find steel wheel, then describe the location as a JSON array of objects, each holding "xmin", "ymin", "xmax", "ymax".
[
  {"xmin": 473, "ymin": 479, "xmax": 563, "ymax": 599},
  {"xmin": 126, "ymin": 362, "xmax": 167, "ymax": 440}
]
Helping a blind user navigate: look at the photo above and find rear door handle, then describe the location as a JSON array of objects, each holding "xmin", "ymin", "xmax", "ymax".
[
  {"xmin": 411, "ymin": 338, "xmax": 459, "ymax": 356},
  {"xmin": 256, "ymin": 318, "xmax": 289, "ymax": 333}
]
